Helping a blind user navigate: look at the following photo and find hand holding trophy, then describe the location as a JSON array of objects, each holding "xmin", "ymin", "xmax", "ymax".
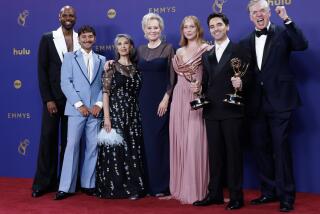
[
  {"xmin": 223, "ymin": 57, "xmax": 249, "ymax": 106},
  {"xmin": 184, "ymin": 63, "xmax": 210, "ymax": 110}
]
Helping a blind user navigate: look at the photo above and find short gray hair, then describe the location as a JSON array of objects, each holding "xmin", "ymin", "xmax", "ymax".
[
  {"xmin": 141, "ymin": 13, "xmax": 164, "ymax": 31},
  {"xmin": 247, "ymin": 0, "xmax": 270, "ymax": 12}
]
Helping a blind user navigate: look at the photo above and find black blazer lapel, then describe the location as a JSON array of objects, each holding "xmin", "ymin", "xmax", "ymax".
[
  {"xmin": 206, "ymin": 47, "xmax": 218, "ymax": 76},
  {"xmin": 261, "ymin": 24, "xmax": 276, "ymax": 70},
  {"xmin": 213, "ymin": 42, "xmax": 232, "ymax": 78},
  {"xmin": 207, "ymin": 47, "xmax": 218, "ymax": 65},
  {"xmin": 249, "ymin": 32, "xmax": 257, "ymax": 69}
]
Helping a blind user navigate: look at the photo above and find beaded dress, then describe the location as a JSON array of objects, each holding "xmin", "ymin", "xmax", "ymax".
[{"xmin": 95, "ymin": 62, "xmax": 145, "ymax": 198}]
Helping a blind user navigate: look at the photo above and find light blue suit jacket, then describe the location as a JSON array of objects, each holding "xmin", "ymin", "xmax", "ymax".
[{"xmin": 61, "ymin": 49, "xmax": 106, "ymax": 116}]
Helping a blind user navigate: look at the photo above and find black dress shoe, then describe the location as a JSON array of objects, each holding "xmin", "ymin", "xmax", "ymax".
[
  {"xmin": 193, "ymin": 195, "xmax": 224, "ymax": 206},
  {"xmin": 155, "ymin": 193, "xmax": 165, "ymax": 197},
  {"xmin": 154, "ymin": 191, "xmax": 170, "ymax": 197},
  {"xmin": 280, "ymin": 202, "xmax": 294, "ymax": 212},
  {"xmin": 32, "ymin": 190, "xmax": 45, "ymax": 198},
  {"xmin": 128, "ymin": 194, "xmax": 140, "ymax": 200},
  {"xmin": 54, "ymin": 191, "xmax": 73, "ymax": 200},
  {"xmin": 32, "ymin": 185, "xmax": 57, "ymax": 198},
  {"xmin": 81, "ymin": 188, "xmax": 96, "ymax": 196},
  {"xmin": 250, "ymin": 196, "xmax": 278, "ymax": 205},
  {"xmin": 226, "ymin": 200, "xmax": 244, "ymax": 210}
]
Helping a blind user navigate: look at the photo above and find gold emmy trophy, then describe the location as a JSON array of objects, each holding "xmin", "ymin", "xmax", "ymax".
[
  {"xmin": 223, "ymin": 58, "xmax": 249, "ymax": 106},
  {"xmin": 183, "ymin": 63, "xmax": 210, "ymax": 110}
]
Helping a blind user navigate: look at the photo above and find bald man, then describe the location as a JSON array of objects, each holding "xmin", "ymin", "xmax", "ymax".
[{"xmin": 32, "ymin": 5, "xmax": 80, "ymax": 198}]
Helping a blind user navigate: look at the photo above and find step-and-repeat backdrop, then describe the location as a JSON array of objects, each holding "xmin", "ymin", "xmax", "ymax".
[{"xmin": 1, "ymin": 0, "xmax": 319, "ymax": 193}]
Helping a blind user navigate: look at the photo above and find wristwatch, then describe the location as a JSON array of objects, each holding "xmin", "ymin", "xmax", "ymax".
[{"xmin": 283, "ymin": 17, "xmax": 292, "ymax": 24}]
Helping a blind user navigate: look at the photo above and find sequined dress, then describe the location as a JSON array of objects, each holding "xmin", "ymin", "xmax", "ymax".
[{"xmin": 95, "ymin": 62, "xmax": 145, "ymax": 198}]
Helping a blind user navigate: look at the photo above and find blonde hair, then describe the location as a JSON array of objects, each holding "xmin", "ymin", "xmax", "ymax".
[
  {"xmin": 179, "ymin": 16, "xmax": 204, "ymax": 47},
  {"xmin": 141, "ymin": 13, "xmax": 164, "ymax": 31}
]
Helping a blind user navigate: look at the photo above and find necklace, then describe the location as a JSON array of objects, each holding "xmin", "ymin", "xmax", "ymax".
[{"xmin": 147, "ymin": 40, "xmax": 161, "ymax": 49}]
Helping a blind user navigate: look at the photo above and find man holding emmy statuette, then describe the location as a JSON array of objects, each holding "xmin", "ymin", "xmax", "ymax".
[
  {"xmin": 192, "ymin": 13, "xmax": 251, "ymax": 210},
  {"xmin": 240, "ymin": 1, "xmax": 308, "ymax": 212},
  {"xmin": 223, "ymin": 58, "xmax": 249, "ymax": 105}
]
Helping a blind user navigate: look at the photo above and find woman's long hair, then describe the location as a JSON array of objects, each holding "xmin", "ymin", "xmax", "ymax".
[{"xmin": 179, "ymin": 16, "xmax": 205, "ymax": 47}]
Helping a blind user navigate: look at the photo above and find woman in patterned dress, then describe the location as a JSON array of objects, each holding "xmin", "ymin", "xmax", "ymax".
[{"xmin": 95, "ymin": 34, "xmax": 145, "ymax": 200}]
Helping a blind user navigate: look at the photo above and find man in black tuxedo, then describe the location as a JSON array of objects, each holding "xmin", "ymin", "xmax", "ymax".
[
  {"xmin": 192, "ymin": 13, "xmax": 250, "ymax": 210},
  {"xmin": 240, "ymin": 0, "xmax": 308, "ymax": 212},
  {"xmin": 32, "ymin": 5, "xmax": 80, "ymax": 198}
]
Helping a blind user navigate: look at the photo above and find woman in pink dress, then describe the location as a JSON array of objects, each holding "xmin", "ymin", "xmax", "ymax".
[{"xmin": 169, "ymin": 16, "xmax": 211, "ymax": 204}]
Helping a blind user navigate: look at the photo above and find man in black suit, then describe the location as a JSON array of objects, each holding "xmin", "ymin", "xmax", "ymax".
[
  {"xmin": 240, "ymin": 0, "xmax": 308, "ymax": 212},
  {"xmin": 32, "ymin": 5, "xmax": 80, "ymax": 198},
  {"xmin": 192, "ymin": 13, "xmax": 250, "ymax": 210}
]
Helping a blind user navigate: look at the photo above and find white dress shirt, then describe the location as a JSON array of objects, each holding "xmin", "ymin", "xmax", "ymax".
[
  {"xmin": 255, "ymin": 22, "xmax": 271, "ymax": 70},
  {"xmin": 81, "ymin": 49, "xmax": 94, "ymax": 82},
  {"xmin": 74, "ymin": 49, "xmax": 102, "ymax": 109},
  {"xmin": 215, "ymin": 37, "xmax": 230, "ymax": 63}
]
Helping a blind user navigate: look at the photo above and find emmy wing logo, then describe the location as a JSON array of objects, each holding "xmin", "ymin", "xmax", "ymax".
[
  {"xmin": 14, "ymin": 80, "xmax": 22, "ymax": 89},
  {"xmin": 18, "ymin": 139, "xmax": 30, "ymax": 156},
  {"xmin": 212, "ymin": 0, "xmax": 227, "ymax": 13},
  {"xmin": 17, "ymin": 10, "xmax": 29, "ymax": 26},
  {"xmin": 107, "ymin": 9, "xmax": 116, "ymax": 19}
]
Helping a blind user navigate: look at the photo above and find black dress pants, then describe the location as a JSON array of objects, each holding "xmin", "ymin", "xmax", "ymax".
[
  {"xmin": 205, "ymin": 118, "xmax": 244, "ymax": 201},
  {"xmin": 250, "ymin": 95, "xmax": 295, "ymax": 203},
  {"xmin": 32, "ymin": 99, "xmax": 67, "ymax": 191}
]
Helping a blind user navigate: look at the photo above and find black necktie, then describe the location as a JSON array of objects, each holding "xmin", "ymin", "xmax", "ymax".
[{"xmin": 255, "ymin": 28, "xmax": 268, "ymax": 37}]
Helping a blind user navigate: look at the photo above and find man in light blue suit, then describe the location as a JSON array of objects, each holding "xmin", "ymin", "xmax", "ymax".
[{"xmin": 55, "ymin": 25, "xmax": 106, "ymax": 200}]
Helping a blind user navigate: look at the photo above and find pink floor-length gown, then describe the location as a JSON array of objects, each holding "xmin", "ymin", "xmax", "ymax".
[{"xmin": 169, "ymin": 45, "xmax": 209, "ymax": 204}]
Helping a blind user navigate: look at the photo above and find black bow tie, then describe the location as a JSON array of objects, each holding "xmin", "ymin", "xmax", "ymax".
[{"xmin": 255, "ymin": 28, "xmax": 268, "ymax": 37}]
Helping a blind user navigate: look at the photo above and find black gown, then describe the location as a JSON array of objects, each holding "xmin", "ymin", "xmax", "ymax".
[
  {"xmin": 137, "ymin": 43, "xmax": 175, "ymax": 195},
  {"xmin": 95, "ymin": 62, "xmax": 145, "ymax": 198}
]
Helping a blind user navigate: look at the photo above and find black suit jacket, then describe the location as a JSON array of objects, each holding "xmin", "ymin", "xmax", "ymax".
[
  {"xmin": 38, "ymin": 32, "xmax": 66, "ymax": 103},
  {"xmin": 202, "ymin": 42, "xmax": 251, "ymax": 120},
  {"xmin": 240, "ymin": 22, "xmax": 308, "ymax": 115}
]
